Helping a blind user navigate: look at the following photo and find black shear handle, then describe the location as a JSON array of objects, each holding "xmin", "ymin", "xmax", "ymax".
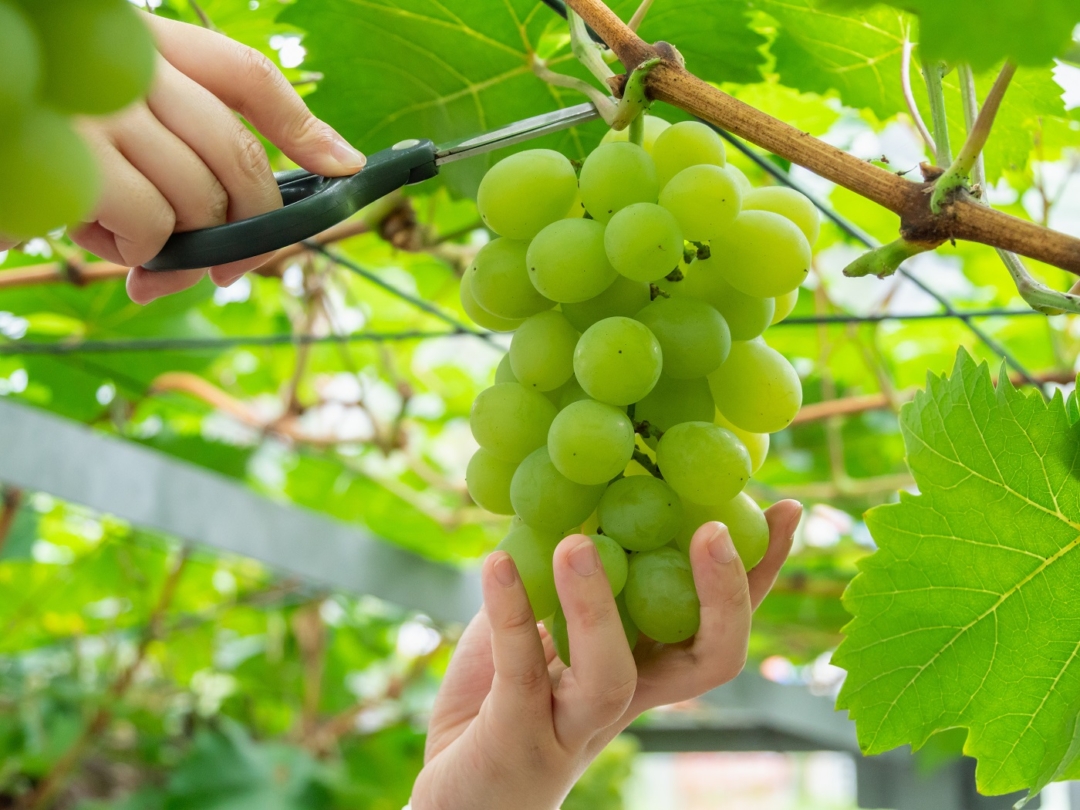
[{"xmin": 144, "ymin": 139, "xmax": 440, "ymax": 271}]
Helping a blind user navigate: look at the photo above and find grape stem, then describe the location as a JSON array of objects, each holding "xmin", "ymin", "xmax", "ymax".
[
  {"xmin": 610, "ymin": 56, "xmax": 662, "ymax": 133},
  {"xmin": 649, "ymin": 283, "xmax": 670, "ymax": 300},
  {"xmin": 843, "ymin": 238, "xmax": 933, "ymax": 279},
  {"xmin": 634, "ymin": 420, "xmax": 663, "ymax": 440},
  {"xmin": 632, "ymin": 449, "xmax": 664, "ymax": 478}
]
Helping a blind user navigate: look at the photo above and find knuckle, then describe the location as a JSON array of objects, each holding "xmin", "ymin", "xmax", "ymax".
[
  {"xmin": 203, "ymin": 180, "xmax": 229, "ymax": 226},
  {"xmin": 286, "ymin": 109, "xmax": 327, "ymax": 147},
  {"xmin": 237, "ymin": 45, "xmax": 281, "ymax": 90},
  {"xmin": 234, "ymin": 131, "xmax": 272, "ymax": 186},
  {"xmin": 511, "ymin": 660, "xmax": 550, "ymax": 693},
  {"xmin": 722, "ymin": 577, "xmax": 752, "ymax": 612},
  {"xmin": 587, "ymin": 675, "xmax": 636, "ymax": 720}
]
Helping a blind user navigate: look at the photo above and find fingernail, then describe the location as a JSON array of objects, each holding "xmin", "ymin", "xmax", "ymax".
[
  {"xmin": 707, "ymin": 523, "xmax": 737, "ymax": 564},
  {"xmin": 492, "ymin": 552, "xmax": 518, "ymax": 588},
  {"xmin": 329, "ymin": 130, "xmax": 366, "ymax": 171},
  {"xmin": 569, "ymin": 538, "xmax": 599, "ymax": 577}
]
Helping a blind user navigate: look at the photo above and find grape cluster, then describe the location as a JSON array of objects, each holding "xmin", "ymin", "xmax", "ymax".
[
  {"xmin": 463, "ymin": 117, "xmax": 812, "ymax": 663},
  {"xmin": 0, "ymin": 0, "xmax": 156, "ymax": 239}
]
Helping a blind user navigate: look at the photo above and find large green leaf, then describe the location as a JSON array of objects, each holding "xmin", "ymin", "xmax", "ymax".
[{"xmin": 834, "ymin": 350, "xmax": 1080, "ymax": 797}]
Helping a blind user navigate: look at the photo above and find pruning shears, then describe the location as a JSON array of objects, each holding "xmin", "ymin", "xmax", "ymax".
[{"xmin": 144, "ymin": 102, "xmax": 601, "ymax": 271}]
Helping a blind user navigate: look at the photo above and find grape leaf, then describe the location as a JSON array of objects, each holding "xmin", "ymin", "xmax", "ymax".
[{"xmin": 833, "ymin": 349, "xmax": 1080, "ymax": 797}]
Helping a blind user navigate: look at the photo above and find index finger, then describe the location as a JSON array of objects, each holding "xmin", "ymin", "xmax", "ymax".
[{"xmin": 748, "ymin": 500, "xmax": 802, "ymax": 609}]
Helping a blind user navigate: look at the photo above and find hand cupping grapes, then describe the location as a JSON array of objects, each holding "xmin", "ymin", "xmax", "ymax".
[{"xmin": 463, "ymin": 117, "xmax": 811, "ymax": 659}]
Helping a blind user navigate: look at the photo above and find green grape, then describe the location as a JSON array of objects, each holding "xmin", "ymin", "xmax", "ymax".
[
  {"xmin": 460, "ymin": 269, "xmax": 524, "ymax": 332},
  {"xmin": 548, "ymin": 399, "xmax": 634, "ymax": 485},
  {"xmin": 549, "ymin": 604, "xmax": 571, "ymax": 666},
  {"xmin": 494, "ymin": 353, "xmax": 517, "ymax": 384},
  {"xmin": 574, "ymin": 317, "xmax": 663, "ymax": 406},
  {"xmin": 635, "ymin": 375, "xmax": 715, "ymax": 438},
  {"xmin": 470, "ymin": 383, "xmax": 558, "ymax": 462},
  {"xmin": 727, "ymin": 164, "xmax": 753, "ymax": 194},
  {"xmin": 29, "ymin": 0, "xmax": 156, "ymax": 115},
  {"xmin": 578, "ymin": 142, "xmax": 659, "ymax": 224},
  {"xmin": 656, "ymin": 421, "xmax": 750, "ymax": 505},
  {"xmin": 604, "ymin": 203, "xmax": 684, "ymax": 283},
  {"xmin": 771, "ymin": 287, "xmax": 800, "ymax": 324},
  {"xmin": 556, "ymin": 376, "xmax": 591, "ymax": 410},
  {"xmin": 0, "ymin": 109, "xmax": 100, "ymax": 239},
  {"xmin": 497, "ymin": 523, "xmax": 562, "ymax": 619},
  {"xmin": 712, "ymin": 211, "xmax": 812, "ymax": 298},
  {"xmin": 477, "ymin": 148, "xmax": 578, "ymax": 239},
  {"xmin": 742, "ymin": 186, "xmax": 820, "ymax": 246},
  {"xmin": 601, "ymin": 114, "xmax": 670, "ymax": 153},
  {"xmin": 591, "ymin": 533, "xmax": 629, "ymax": 595},
  {"xmin": 466, "ymin": 449, "xmax": 518, "ymax": 515},
  {"xmin": 562, "ymin": 276, "xmax": 651, "ymax": 333},
  {"xmin": 624, "ymin": 547, "xmax": 700, "ymax": 644},
  {"xmin": 682, "ymin": 259, "xmax": 775, "ymax": 341},
  {"xmin": 708, "ymin": 338, "xmax": 803, "ymax": 433},
  {"xmin": 0, "ymin": 2, "xmax": 40, "ymax": 116},
  {"xmin": 673, "ymin": 493, "xmax": 770, "ymax": 569},
  {"xmin": 651, "ymin": 121, "xmax": 726, "ymax": 189},
  {"xmin": 635, "ymin": 296, "xmax": 730, "ymax": 379},
  {"xmin": 715, "ymin": 410, "xmax": 769, "ymax": 474},
  {"xmin": 616, "ymin": 592, "xmax": 640, "ymax": 650},
  {"xmin": 509, "ymin": 310, "xmax": 579, "ymax": 392},
  {"xmin": 470, "ymin": 237, "xmax": 554, "ymax": 319},
  {"xmin": 659, "ymin": 165, "xmax": 741, "ymax": 243},
  {"xmin": 510, "ymin": 447, "xmax": 607, "ymax": 532},
  {"xmin": 526, "ymin": 219, "xmax": 618, "ymax": 303},
  {"xmin": 597, "ymin": 476, "xmax": 683, "ymax": 551}
]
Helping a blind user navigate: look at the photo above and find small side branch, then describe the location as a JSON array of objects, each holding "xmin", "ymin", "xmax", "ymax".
[
  {"xmin": 632, "ymin": 448, "xmax": 663, "ymax": 478},
  {"xmin": 901, "ymin": 36, "xmax": 936, "ymax": 154},
  {"xmin": 844, "ymin": 238, "xmax": 936, "ymax": 279},
  {"xmin": 920, "ymin": 54, "xmax": 953, "ymax": 167}
]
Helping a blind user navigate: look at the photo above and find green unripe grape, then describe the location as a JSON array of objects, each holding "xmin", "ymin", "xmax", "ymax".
[
  {"xmin": 652, "ymin": 121, "xmax": 726, "ymax": 188},
  {"xmin": 635, "ymin": 375, "xmax": 715, "ymax": 438},
  {"xmin": 509, "ymin": 310, "xmax": 579, "ymax": 392},
  {"xmin": 510, "ymin": 447, "xmax": 607, "ymax": 533},
  {"xmin": 682, "ymin": 259, "xmax": 775, "ymax": 341},
  {"xmin": 579, "ymin": 142, "xmax": 659, "ymax": 223},
  {"xmin": 656, "ymin": 421, "xmax": 751, "ymax": 505},
  {"xmin": 658, "ymin": 165, "xmax": 741, "ymax": 242},
  {"xmin": 470, "ymin": 383, "xmax": 558, "ymax": 463},
  {"xmin": 466, "ymin": 449, "xmax": 517, "ymax": 515},
  {"xmin": 598, "ymin": 475, "xmax": 683, "ymax": 551},
  {"xmin": 574, "ymin": 317, "xmax": 663, "ymax": 406},
  {"xmin": 712, "ymin": 211, "xmax": 812, "ymax": 298},
  {"xmin": 549, "ymin": 604, "xmax": 571, "ymax": 666},
  {"xmin": 460, "ymin": 269, "xmax": 524, "ymax": 332},
  {"xmin": 526, "ymin": 218, "xmax": 618, "ymax": 303},
  {"xmin": 590, "ymin": 533, "xmax": 629, "ymax": 595},
  {"xmin": 0, "ymin": 109, "xmax": 101, "ymax": 239},
  {"xmin": 674, "ymin": 493, "xmax": 769, "ymax": 569},
  {"xmin": 30, "ymin": 0, "xmax": 156, "ymax": 115},
  {"xmin": 557, "ymin": 376, "xmax": 591, "ymax": 410},
  {"xmin": 601, "ymin": 114, "xmax": 670, "ymax": 154},
  {"xmin": 477, "ymin": 148, "xmax": 578, "ymax": 239},
  {"xmin": 742, "ymin": 186, "xmax": 820, "ymax": 246},
  {"xmin": 0, "ymin": 2, "xmax": 40, "ymax": 116},
  {"xmin": 562, "ymin": 276, "xmax": 651, "ymax": 333},
  {"xmin": 471, "ymin": 238, "xmax": 554, "ymax": 319},
  {"xmin": 715, "ymin": 410, "xmax": 769, "ymax": 474},
  {"xmin": 772, "ymin": 287, "xmax": 800, "ymax": 324},
  {"xmin": 616, "ymin": 592, "xmax": 640, "ymax": 650},
  {"xmin": 708, "ymin": 338, "xmax": 803, "ymax": 433},
  {"xmin": 727, "ymin": 164, "xmax": 753, "ymax": 194},
  {"xmin": 624, "ymin": 547, "xmax": 700, "ymax": 644},
  {"xmin": 497, "ymin": 523, "xmax": 562, "ymax": 619},
  {"xmin": 548, "ymin": 399, "xmax": 635, "ymax": 485},
  {"xmin": 494, "ymin": 353, "xmax": 517, "ymax": 384},
  {"xmin": 604, "ymin": 202, "xmax": 684, "ymax": 283},
  {"xmin": 635, "ymin": 296, "xmax": 730, "ymax": 380}
]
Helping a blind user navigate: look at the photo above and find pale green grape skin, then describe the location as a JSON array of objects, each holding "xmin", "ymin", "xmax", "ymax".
[
  {"xmin": 550, "ymin": 604, "xmax": 571, "ymax": 666},
  {"xmin": 509, "ymin": 310, "xmax": 579, "ymax": 392},
  {"xmin": 624, "ymin": 548, "xmax": 700, "ymax": 644},
  {"xmin": 656, "ymin": 421, "xmax": 751, "ymax": 505},
  {"xmin": 635, "ymin": 375, "xmax": 715, "ymax": 438},
  {"xmin": 715, "ymin": 410, "xmax": 769, "ymax": 474},
  {"xmin": 726, "ymin": 164, "xmax": 753, "ymax": 195},
  {"xmin": 712, "ymin": 211, "xmax": 812, "ymax": 298},
  {"xmin": 30, "ymin": 0, "xmax": 156, "ymax": 115},
  {"xmin": 0, "ymin": 3, "xmax": 40, "ymax": 116},
  {"xmin": 510, "ymin": 447, "xmax": 607, "ymax": 532},
  {"xmin": 771, "ymin": 288, "xmax": 800, "ymax": 325},
  {"xmin": 497, "ymin": 523, "xmax": 562, "ymax": 619},
  {"xmin": 470, "ymin": 383, "xmax": 558, "ymax": 463},
  {"xmin": 598, "ymin": 475, "xmax": 683, "ymax": 551},
  {"xmin": 526, "ymin": 219, "xmax": 618, "ymax": 303},
  {"xmin": 574, "ymin": 317, "xmax": 663, "ymax": 406},
  {"xmin": 615, "ymin": 592, "xmax": 640, "ymax": 650},
  {"xmin": 0, "ymin": 109, "xmax": 101, "ymax": 239},
  {"xmin": 601, "ymin": 114, "xmax": 670, "ymax": 154},
  {"xmin": 548, "ymin": 400, "xmax": 635, "ymax": 485},
  {"xmin": 477, "ymin": 149, "xmax": 578, "ymax": 239},
  {"xmin": 494, "ymin": 353, "xmax": 518, "ymax": 384},
  {"xmin": 683, "ymin": 259, "xmax": 775, "ymax": 341},
  {"xmin": 658, "ymin": 165, "xmax": 742, "ymax": 243},
  {"xmin": 652, "ymin": 121, "xmax": 726, "ymax": 188},
  {"xmin": 466, "ymin": 449, "xmax": 518, "ymax": 515},
  {"xmin": 578, "ymin": 142, "xmax": 660, "ymax": 224},
  {"xmin": 470, "ymin": 238, "xmax": 554, "ymax": 319},
  {"xmin": 708, "ymin": 338, "xmax": 803, "ymax": 433},
  {"xmin": 557, "ymin": 376, "xmax": 591, "ymax": 410},
  {"xmin": 562, "ymin": 276, "xmax": 651, "ymax": 333},
  {"xmin": 674, "ymin": 493, "xmax": 769, "ymax": 569},
  {"xmin": 604, "ymin": 203, "xmax": 684, "ymax": 283},
  {"xmin": 635, "ymin": 296, "xmax": 731, "ymax": 380},
  {"xmin": 590, "ymin": 534, "xmax": 629, "ymax": 595},
  {"xmin": 460, "ymin": 270, "xmax": 524, "ymax": 332},
  {"xmin": 742, "ymin": 186, "xmax": 820, "ymax": 246}
]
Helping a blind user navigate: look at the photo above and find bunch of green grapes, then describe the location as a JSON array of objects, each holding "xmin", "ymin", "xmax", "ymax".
[
  {"xmin": 463, "ymin": 116, "xmax": 814, "ymax": 663},
  {"xmin": 0, "ymin": 0, "xmax": 156, "ymax": 239}
]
